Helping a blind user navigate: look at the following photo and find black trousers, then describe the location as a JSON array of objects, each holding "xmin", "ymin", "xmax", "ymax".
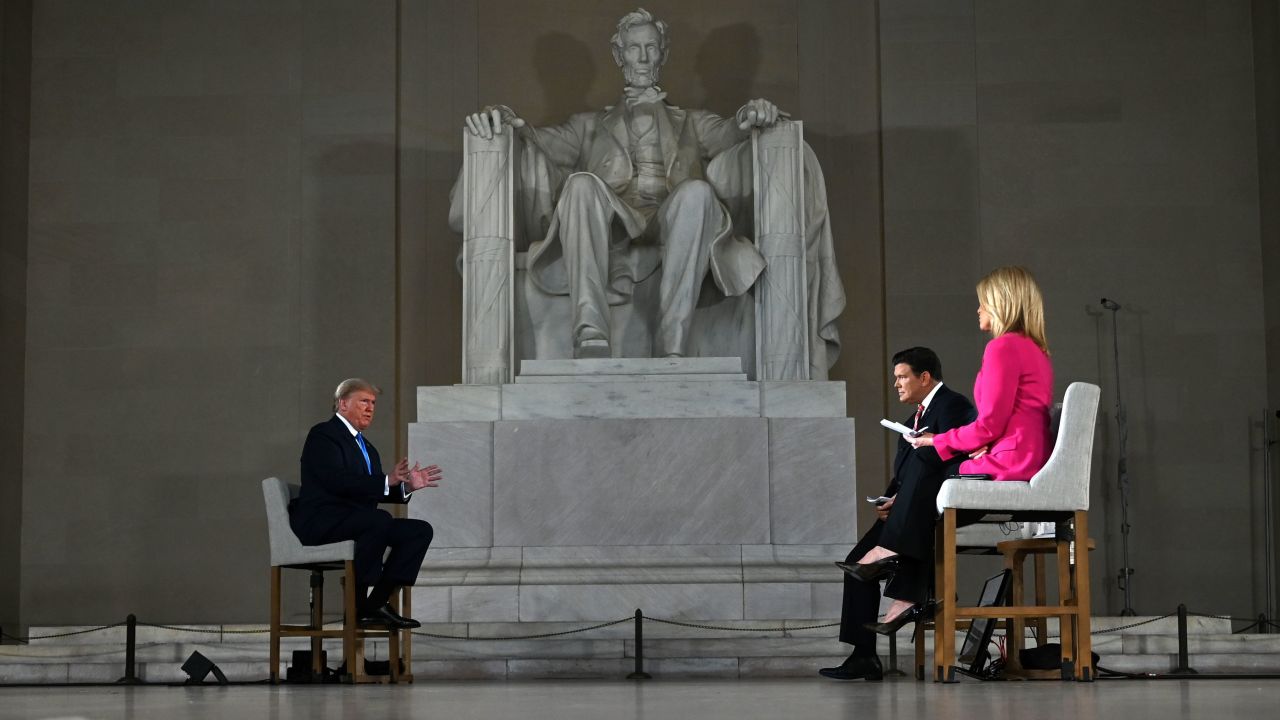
[{"xmin": 297, "ymin": 507, "xmax": 433, "ymax": 588}]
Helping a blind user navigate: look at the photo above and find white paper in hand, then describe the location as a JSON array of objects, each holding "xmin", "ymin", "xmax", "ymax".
[{"xmin": 879, "ymin": 418, "xmax": 922, "ymax": 438}]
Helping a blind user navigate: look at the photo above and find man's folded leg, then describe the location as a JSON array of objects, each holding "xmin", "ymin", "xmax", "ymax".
[
  {"xmin": 820, "ymin": 523, "xmax": 885, "ymax": 681},
  {"xmin": 360, "ymin": 518, "xmax": 434, "ymax": 628}
]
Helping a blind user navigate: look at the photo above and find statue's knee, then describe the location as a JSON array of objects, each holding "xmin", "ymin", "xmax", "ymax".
[
  {"xmin": 561, "ymin": 173, "xmax": 605, "ymax": 200},
  {"xmin": 672, "ymin": 178, "xmax": 715, "ymax": 204}
]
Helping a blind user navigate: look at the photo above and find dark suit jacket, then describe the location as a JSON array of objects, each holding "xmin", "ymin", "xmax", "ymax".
[
  {"xmin": 290, "ymin": 415, "xmax": 407, "ymax": 541},
  {"xmin": 886, "ymin": 383, "xmax": 977, "ymax": 497}
]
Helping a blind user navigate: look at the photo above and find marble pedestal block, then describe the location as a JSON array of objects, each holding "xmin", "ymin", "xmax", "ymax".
[{"xmin": 408, "ymin": 358, "xmax": 856, "ymax": 626}]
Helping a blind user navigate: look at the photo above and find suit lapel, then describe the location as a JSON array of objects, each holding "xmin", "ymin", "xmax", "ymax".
[
  {"xmin": 892, "ymin": 405, "xmax": 915, "ymax": 479},
  {"xmin": 602, "ymin": 102, "xmax": 629, "ymax": 161},
  {"xmin": 656, "ymin": 105, "xmax": 683, "ymax": 175},
  {"xmin": 330, "ymin": 415, "xmax": 371, "ymax": 475}
]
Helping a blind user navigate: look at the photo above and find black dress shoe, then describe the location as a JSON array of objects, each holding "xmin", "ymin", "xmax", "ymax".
[
  {"xmin": 358, "ymin": 605, "xmax": 416, "ymax": 629},
  {"xmin": 818, "ymin": 654, "xmax": 883, "ymax": 681},
  {"xmin": 835, "ymin": 556, "xmax": 901, "ymax": 583},
  {"xmin": 382, "ymin": 605, "xmax": 421, "ymax": 629},
  {"xmin": 864, "ymin": 602, "xmax": 937, "ymax": 636}
]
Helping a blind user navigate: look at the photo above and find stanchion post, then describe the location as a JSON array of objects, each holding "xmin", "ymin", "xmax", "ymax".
[
  {"xmin": 117, "ymin": 614, "xmax": 143, "ymax": 684},
  {"xmin": 627, "ymin": 609, "xmax": 651, "ymax": 680},
  {"xmin": 1172, "ymin": 604, "xmax": 1197, "ymax": 674}
]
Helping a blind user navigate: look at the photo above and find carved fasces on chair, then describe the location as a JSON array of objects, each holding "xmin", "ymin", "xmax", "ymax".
[
  {"xmin": 752, "ymin": 120, "xmax": 809, "ymax": 380},
  {"xmin": 461, "ymin": 130, "xmax": 518, "ymax": 384}
]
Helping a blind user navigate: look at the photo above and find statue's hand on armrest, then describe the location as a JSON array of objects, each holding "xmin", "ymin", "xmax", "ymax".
[
  {"xmin": 736, "ymin": 98, "xmax": 789, "ymax": 130},
  {"xmin": 464, "ymin": 105, "xmax": 526, "ymax": 139}
]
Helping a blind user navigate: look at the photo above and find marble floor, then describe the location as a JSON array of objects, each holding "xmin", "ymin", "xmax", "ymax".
[{"xmin": 1, "ymin": 678, "xmax": 1278, "ymax": 720}]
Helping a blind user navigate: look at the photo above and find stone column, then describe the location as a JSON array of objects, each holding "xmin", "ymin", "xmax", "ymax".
[
  {"xmin": 461, "ymin": 130, "xmax": 518, "ymax": 384},
  {"xmin": 752, "ymin": 120, "xmax": 809, "ymax": 380}
]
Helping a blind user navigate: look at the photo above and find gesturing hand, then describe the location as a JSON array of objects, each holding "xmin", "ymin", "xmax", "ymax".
[
  {"xmin": 391, "ymin": 457, "xmax": 412, "ymax": 485},
  {"xmin": 406, "ymin": 463, "xmax": 443, "ymax": 491}
]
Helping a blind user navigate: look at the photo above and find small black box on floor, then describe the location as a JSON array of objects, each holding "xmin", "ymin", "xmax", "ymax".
[
  {"xmin": 336, "ymin": 658, "xmax": 406, "ymax": 677},
  {"xmin": 286, "ymin": 650, "xmax": 336, "ymax": 683}
]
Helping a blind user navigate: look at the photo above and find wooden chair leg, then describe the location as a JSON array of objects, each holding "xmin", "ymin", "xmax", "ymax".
[
  {"xmin": 1005, "ymin": 548, "xmax": 1026, "ymax": 671},
  {"xmin": 270, "ymin": 566, "xmax": 282, "ymax": 684},
  {"xmin": 915, "ymin": 620, "xmax": 927, "ymax": 680},
  {"xmin": 310, "ymin": 570, "xmax": 324, "ymax": 677},
  {"xmin": 400, "ymin": 586, "xmax": 414, "ymax": 681},
  {"xmin": 343, "ymin": 561, "xmax": 359, "ymax": 684},
  {"xmin": 1055, "ymin": 535, "xmax": 1075, "ymax": 678},
  {"xmin": 387, "ymin": 625, "xmax": 400, "ymax": 683},
  {"xmin": 1032, "ymin": 553, "xmax": 1048, "ymax": 643},
  {"xmin": 1073, "ymin": 511, "xmax": 1093, "ymax": 681},
  {"xmin": 934, "ymin": 509, "xmax": 958, "ymax": 682}
]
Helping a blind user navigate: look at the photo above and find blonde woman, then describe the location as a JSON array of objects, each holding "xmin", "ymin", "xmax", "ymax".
[
  {"xmin": 856, "ymin": 266, "xmax": 1054, "ymax": 634},
  {"xmin": 907, "ymin": 265, "xmax": 1054, "ymax": 480}
]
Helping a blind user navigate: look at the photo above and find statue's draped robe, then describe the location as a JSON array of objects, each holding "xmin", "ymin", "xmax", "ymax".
[{"xmin": 450, "ymin": 100, "xmax": 847, "ymax": 375}]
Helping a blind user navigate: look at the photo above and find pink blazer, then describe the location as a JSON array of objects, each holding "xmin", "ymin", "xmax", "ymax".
[{"xmin": 933, "ymin": 333, "xmax": 1054, "ymax": 481}]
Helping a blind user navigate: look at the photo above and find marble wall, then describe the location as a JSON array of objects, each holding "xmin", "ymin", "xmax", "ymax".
[
  {"xmin": 0, "ymin": 0, "xmax": 32, "ymax": 634},
  {"xmin": 12, "ymin": 0, "xmax": 882, "ymax": 627},
  {"xmin": 881, "ymin": 0, "xmax": 1270, "ymax": 616},
  {"xmin": 19, "ymin": 0, "xmax": 398, "ymax": 624},
  {"xmin": 1256, "ymin": 0, "xmax": 1280, "ymax": 613},
  {"xmin": 6, "ymin": 0, "xmax": 1278, "ymax": 627}
]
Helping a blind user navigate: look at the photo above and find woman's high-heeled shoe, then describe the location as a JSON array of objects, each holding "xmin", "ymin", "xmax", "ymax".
[
  {"xmin": 834, "ymin": 556, "xmax": 901, "ymax": 583},
  {"xmin": 864, "ymin": 601, "xmax": 937, "ymax": 636}
]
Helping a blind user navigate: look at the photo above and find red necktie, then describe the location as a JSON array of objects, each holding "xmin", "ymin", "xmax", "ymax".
[{"xmin": 913, "ymin": 404, "xmax": 924, "ymax": 430}]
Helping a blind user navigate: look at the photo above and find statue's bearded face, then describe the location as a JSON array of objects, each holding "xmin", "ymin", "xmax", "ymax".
[{"xmin": 617, "ymin": 23, "xmax": 664, "ymax": 88}]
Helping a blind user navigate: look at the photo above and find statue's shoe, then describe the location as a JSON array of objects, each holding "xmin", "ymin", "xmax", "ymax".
[{"xmin": 575, "ymin": 338, "xmax": 611, "ymax": 358}]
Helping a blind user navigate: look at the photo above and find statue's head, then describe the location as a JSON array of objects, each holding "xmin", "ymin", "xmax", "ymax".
[{"xmin": 610, "ymin": 8, "xmax": 670, "ymax": 89}]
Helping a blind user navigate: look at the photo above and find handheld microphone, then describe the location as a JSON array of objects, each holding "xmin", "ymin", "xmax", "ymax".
[{"xmin": 1101, "ymin": 298, "xmax": 1121, "ymax": 311}]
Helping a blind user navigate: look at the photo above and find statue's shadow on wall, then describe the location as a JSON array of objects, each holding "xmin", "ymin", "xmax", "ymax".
[
  {"xmin": 695, "ymin": 23, "xmax": 761, "ymax": 114},
  {"xmin": 528, "ymin": 24, "xmax": 765, "ymax": 120},
  {"xmin": 534, "ymin": 32, "xmax": 596, "ymax": 123}
]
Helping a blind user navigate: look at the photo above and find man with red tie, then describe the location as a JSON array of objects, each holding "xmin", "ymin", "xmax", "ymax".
[
  {"xmin": 289, "ymin": 378, "xmax": 441, "ymax": 628},
  {"xmin": 818, "ymin": 348, "xmax": 975, "ymax": 680}
]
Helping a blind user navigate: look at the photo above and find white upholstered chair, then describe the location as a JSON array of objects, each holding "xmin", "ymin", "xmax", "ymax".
[
  {"xmin": 930, "ymin": 382, "xmax": 1101, "ymax": 682},
  {"xmin": 262, "ymin": 477, "xmax": 407, "ymax": 684}
]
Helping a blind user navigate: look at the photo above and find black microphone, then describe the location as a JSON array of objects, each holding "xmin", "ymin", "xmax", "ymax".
[{"xmin": 1101, "ymin": 298, "xmax": 1121, "ymax": 311}]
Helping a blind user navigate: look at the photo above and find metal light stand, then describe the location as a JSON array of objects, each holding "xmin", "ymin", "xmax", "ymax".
[
  {"xmin": 1103, "ymin": 299, "xmax": 1137, "ymax": 616},
  {"xmin": 1265, "ymin": 409, "xmax": 1278, "ymax": 623}
]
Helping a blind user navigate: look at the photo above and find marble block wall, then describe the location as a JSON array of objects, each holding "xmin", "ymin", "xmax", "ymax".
[{"xmin": 407, "ymin": 373, "xmax": 856, "ymax": 624}]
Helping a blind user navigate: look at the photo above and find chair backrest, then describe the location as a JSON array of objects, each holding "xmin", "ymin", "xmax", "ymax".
[
  {"xmin": 262, "ymin": 477, "xmax": 302, "ymax": 565},
  {"xmin": 1027, "ymin": 382, "xmax": 1101, "ymax": 510}
]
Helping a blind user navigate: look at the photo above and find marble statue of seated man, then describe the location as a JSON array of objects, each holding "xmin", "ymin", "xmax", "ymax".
[{"xmin": 453, "ymin": 7, "xmax": 845, "ymax": 369}]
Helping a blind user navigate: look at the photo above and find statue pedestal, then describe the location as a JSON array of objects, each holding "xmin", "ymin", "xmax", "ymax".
[{"xmin": 408, "ymin": 358, "xmax": 856, "ymax": 625}]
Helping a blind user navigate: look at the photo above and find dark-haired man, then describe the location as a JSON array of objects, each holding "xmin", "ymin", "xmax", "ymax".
[
  {"xmin": 818, "ymin": 347, "xmax": 975, "ymax": 680},
  {"xmin": 290, "ymin": 378, "xmax": 441, "ymax": 629}
]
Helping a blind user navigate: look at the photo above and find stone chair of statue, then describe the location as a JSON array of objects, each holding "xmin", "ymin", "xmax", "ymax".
[{"xmin": 449, "ymin": 117, "xmax": 846, "ymax": 384}]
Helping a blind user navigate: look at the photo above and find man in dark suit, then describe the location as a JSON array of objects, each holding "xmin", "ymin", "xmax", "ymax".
[
  {"xmin": 819, "ymin": 347, "xmax": 975, "ymax": 680},
  {"xmin": 289, "ymin": 378, "xmax": 442, "ymax": 628}
]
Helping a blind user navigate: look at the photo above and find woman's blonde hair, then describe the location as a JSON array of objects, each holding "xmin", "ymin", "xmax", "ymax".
[{"xmin": 977, "ymin": 266, "xmax": 1049, "ymax": 354}]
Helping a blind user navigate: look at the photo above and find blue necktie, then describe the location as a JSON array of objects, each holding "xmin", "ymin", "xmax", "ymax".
[{"xmin": 355, "ymin": 433, "xmax": 372, "ymax": 474}]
